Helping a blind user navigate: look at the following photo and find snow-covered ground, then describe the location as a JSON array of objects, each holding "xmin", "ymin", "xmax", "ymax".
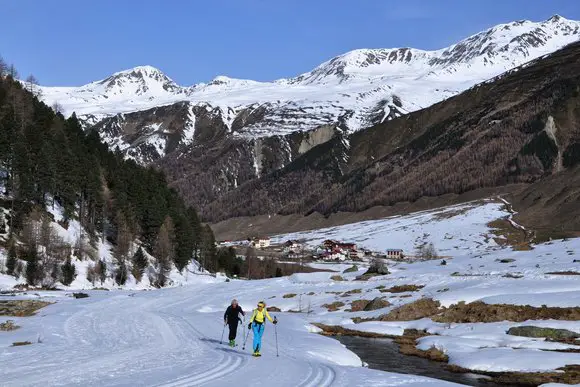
[
  {"xmin": 0, "ymin": 281, "xmax": 461, "ymax": 387},
  {"xmin": 271, "ymin": 200, "xmax": 509, "ymax": 256},
  {"xmin": 2, "ymin": 200, "xmax": 579, "ymax": 385}
]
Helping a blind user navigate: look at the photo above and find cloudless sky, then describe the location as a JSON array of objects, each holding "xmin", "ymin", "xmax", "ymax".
[{"xmin": 1, "ymin": 0, "xmax": 579, "ymax": 86}]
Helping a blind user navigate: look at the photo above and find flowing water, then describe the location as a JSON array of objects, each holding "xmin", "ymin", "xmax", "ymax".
[{"xmin": 337, "ymin": 336, "xmax": 521, "ymax": 387}]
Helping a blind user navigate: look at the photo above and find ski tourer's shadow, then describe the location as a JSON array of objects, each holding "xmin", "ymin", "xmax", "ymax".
[
  {"xmin": 217, "ymin": 347, "xmax": 254, "ymax": 356},
  {"xmin": 199, "ymin": 338, "xmax": 222, "ymax": 344}
]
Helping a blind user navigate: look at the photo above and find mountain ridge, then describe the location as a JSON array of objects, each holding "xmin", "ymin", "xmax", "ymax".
[
  {"xmin": 39, "ymin": 15, "xmax": 580, "ymax": 141},
  {"xmin": 33, "ymin": 16, "xmax": 580, "ymax": 226}
]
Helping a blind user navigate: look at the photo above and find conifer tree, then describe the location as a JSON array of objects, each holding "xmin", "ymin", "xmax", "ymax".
[
  {"xmin": 6, "ymin": 241, "xmax": 17, "ymax": 276},
  {"xmin": 200, "ymin": 224, "xmax": 217, "ymax": 272},
  {"xmin": 61, "ymin": 257, "xmax": 76, "ymax": 286},
  {"xmin": 132, "ymin": 246, "xmax": 148, "ymax": 282},
  {"xmin": 115, "ymin": 260, "xmax": 128, "ymax": 286},
  {"xmin": 25, "ymin": 248, "xmax": 39, "ymax": 286}
]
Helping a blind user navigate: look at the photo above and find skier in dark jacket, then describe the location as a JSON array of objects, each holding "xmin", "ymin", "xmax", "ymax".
[{"xmin": 224, "ymin": 299, "xmax": 245, "ymax": 347}]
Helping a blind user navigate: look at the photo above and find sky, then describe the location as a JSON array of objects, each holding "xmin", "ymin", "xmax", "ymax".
[{"xmin": 1, "ymin": 0, "xmax": 579, "ymax": 86}]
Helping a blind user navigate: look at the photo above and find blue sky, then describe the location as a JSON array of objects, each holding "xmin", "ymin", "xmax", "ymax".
[{"xmin": 1, "ymin": 0, "xmax": 579, "ymax": 86}]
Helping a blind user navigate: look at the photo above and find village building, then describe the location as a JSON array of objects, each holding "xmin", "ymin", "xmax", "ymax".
[
  {"xmin": 386, "ymin": 249, "xmax": 404, "ymax": 259},
  {"xmin": 251, "ymin": 237, "xmax": 271, "ymax": 249},
  {"xmin": 283, "ymin": 240, "xmax": 303, "ymax": 253}
]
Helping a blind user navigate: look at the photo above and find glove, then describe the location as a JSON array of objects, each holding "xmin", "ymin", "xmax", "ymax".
[
  {"xmin": 248, "ymin": 323, "xmax": 252, "ymax": 330},
  {"xmin": 273, "ymin": 320, "xmax": 278, "ymax": 325}
]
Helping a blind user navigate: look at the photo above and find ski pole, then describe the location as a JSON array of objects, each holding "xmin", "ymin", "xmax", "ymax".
[
  {"xmin": 242, "ymin": 323, "xmax": 251, "ymax": 350},
  {"xmin": 220, "ymin": 322, "xmax": 226, "ymax": 344},
  {"xmin": 274, "ymin": 317, "xmax": 279, "ymax": 357}
]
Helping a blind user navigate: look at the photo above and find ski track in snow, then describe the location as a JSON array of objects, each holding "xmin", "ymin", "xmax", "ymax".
[{"xmin": 297, "ymin": 363, "xmax": 336, "ymax": 387}]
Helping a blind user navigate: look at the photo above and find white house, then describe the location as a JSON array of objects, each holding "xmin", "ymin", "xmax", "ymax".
[{"xmin": 252, "ymin": 237, "xmax": 271, "ymax": 249}]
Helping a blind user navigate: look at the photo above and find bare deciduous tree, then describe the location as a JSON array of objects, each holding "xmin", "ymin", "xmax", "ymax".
[
  {"xmin": 51, "ymin": 101, "xmax": 64, "ymax": 114},
  {"xmin": 8, "ymin": 64, "xmax": 18, "ymax": 78},
  {"xmin": 0, "ymin": 56, "xmax": 7, "ymax": 77},
  {"xmin": 153, "ymin": 216, "xmax": 175, "ymax": 287},
  {"xmin": 25, "ymin": 75, "xmax": 42, "ymax": 98},
  {"xmin": 415, "ymin": 242, "xmax": 438, "ymax": 260}
]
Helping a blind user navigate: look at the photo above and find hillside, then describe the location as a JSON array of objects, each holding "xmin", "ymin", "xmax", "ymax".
[
  {"xmin": 35, "ymin": 16, "xmax": 580, "ymax": 223},
  {"xmin": 0, "ymin": 73, "xmax": 222, "ymax": 289},
  {"xmin": 206, "ymin": 39, "xmax": 580, "ymax": 233}
]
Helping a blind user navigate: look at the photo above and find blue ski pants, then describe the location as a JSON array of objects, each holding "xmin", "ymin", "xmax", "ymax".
[{"xmin": 252, "ymin": 322, "xmax": 265, "ymax": 352}]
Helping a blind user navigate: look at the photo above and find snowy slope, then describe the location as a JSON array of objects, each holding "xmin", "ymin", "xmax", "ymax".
[
  {"xmin": 40, "ymin": 16, "xmax": 580, "ymax": 139},
  {"xmin": 0, "ymin": 202, "xmax": 215, "ymax": 292},
  {"xmin": 271, "ymin": 200, "xmax": 509, "ymax": 256}
]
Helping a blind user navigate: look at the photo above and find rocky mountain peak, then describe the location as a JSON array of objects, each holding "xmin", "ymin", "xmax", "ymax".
[{"xmin": 97, "ymin": 65, "xmax": 181, "ymax": 95}]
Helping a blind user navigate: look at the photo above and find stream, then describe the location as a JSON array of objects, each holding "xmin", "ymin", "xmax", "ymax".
[{"xmin": 337, "ymin": 336, "xmax": 521, "ymax": 387}]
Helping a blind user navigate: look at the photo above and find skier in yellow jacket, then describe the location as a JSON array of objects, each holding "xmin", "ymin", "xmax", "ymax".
[{"xmin": 248, "ymin": 301, "xmax": 277, "ymax": 356}]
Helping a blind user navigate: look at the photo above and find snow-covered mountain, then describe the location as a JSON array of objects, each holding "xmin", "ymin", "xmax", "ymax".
[{"xmin": 42, "ymin": 15, "xmax": 580, "ymax": 141}]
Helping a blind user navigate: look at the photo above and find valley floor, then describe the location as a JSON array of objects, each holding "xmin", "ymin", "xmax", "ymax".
[
  {"xmin": 1, "ymin": 200, "xmax": 579, "ymax": 386},
  {"xmin": 0, "ymin": 283, "xmax": 460, "ymax": 387}
]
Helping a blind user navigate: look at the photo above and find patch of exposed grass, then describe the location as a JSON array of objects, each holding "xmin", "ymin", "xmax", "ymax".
[
  {"xmin": 282, "ymin": 293, "xmax": 297, "ymax": 299},
  {"xmin": 342, "ymin": 265, "xmax": 359, "ymax": 274},
  {"xmin": 434, "ymin": 301, "xmax": 580, "ymax": 323},
  {"xmin": 0, "ymin": 300, "xmax": 52, "ymax": 317},
  {"xmin": 446, "ymin": 364, "xmax": 580, "ymax": 386},
  {"xmin": 380, "ymin": 298, "xmax": 441, "ymax": 321},
  {"xmin": 322, "ymin": 301, "xmax": 345, "ymax": 312},
  {"xmin": 341, "ymin": 289, "xmax": 362, "ymax": 297},
  {"xmin": 330, "ymin": 275, "xmax": 345, "ymax": 281},
  {"xmin": 350, "ymin": 300, "xmax": 370, "ymax": 312},
  {"xmin": 312, "ymin": 323, "xmax": 394, "ymax": 338},
  {"xmin": 545, "ymin": 271, "xmax": 580, "ymax": 276},
  {"xmin": 380, "ymin": 284, "xmax": 424, "ymax": 293},
  {"xmin": 487, "ymin": 219, "xmax": 532, "ymax": 251},
  {"xmin": 508, "ymin": 326, "xmax": 579, "ymax": 341}
]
